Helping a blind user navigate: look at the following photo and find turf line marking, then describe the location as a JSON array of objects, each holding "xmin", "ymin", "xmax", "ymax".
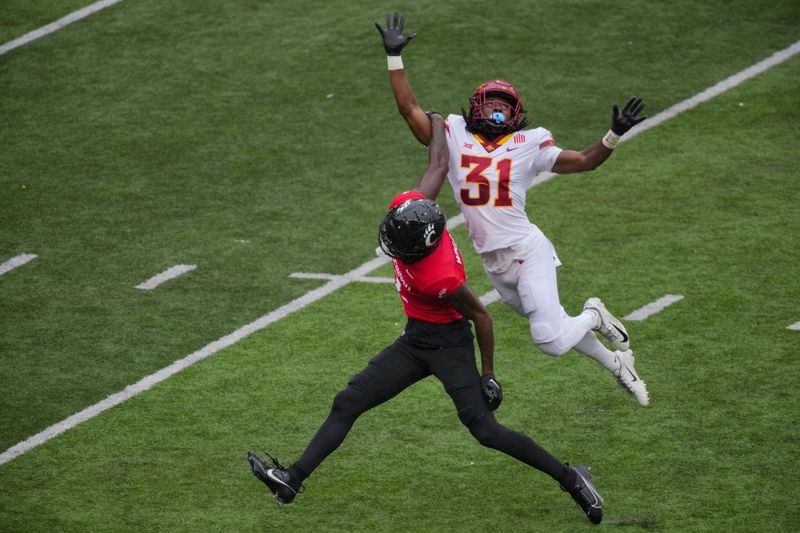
[
  {"xmin": 528, "ymin": 39, "xmax": 800, "ymax": 190},
  {"xmin": 787, "ymin": 322, "xmax": 800, "ymax": 331},
  {"xmin": 3, "ymin": 41, "xmax": 799, "ymax": 466},
  {"xmin": 0, "ymin": 0, "xmax": 125, "ymax": 56},
  {"xmin": 480, "ymin": 290, "xmax": 502, "ymax": 306},
  {"xmin": 0, "ymin": 254, "xmax": 37, "ymax": 276},
  {"xmin": 290, "ymin": 272, "xmax": 394, "ymax": 284},
  {"xmin": 624, "ymin": 294, "xmax": 684, "ymax": 321},
  {"xmin": 135, "ymin": 264, "xmax": 197, "ymax": 290},
  {"xmin": 624, "ymin": 40, "xmax": 800, "ymax": 141},
  {"xmin": 0, "ymin": 256, "xmax": 389, "ymax": 466},
  {"xmin": 290, "ymin": 275, "xmax": 498, "ymax": 306}
]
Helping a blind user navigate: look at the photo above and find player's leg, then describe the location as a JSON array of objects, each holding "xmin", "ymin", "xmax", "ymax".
[
  {"xmin": 292, "ymin": 338, "xmax": 426, "ymax": 478},
  {"xmin": 515, "ymin": 240, "xmax": 601, "ymax": 356},
  {"xmin": 557, "ymin": 311, "xmax": 619, "ymax": 372},
  {"xmin": 553, "ymin": 319, "xmax": 649, "ymax": 406},
  {"xmin": 426, "ymin": 342, "xmax": 604, "ymax": 523},
  {"xmin": 583, "ymin": 297, "xmax": 630, "ymax": 351},
  {"xmin": 424, "ymin": 336, "xmax": 568, "ymax": 482},
  {"xmin": 249, "ymin": 338, "xmax": 427, "ymax": 502},
  {"xmin": 517, "ymin": 242, "xmax": 649, "ymax": 406},
  {"xmin": 483, "ymin": 261, "xmax": 526, "ymax": 316}
]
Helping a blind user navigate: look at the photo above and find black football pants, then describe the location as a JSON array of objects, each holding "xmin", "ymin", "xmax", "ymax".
[{"xmin": 293, "ymin": 318, "xmax": 568, "ymax": 484}]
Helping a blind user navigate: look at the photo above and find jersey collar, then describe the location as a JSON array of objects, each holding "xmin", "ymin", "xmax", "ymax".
[{"xmin": 472, "ymin": 132, "xmax": 514, "ymax": 153}]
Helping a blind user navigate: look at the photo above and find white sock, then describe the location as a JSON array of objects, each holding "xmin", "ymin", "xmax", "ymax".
[
  {"xmin": 573, "ymin": 331, "xmax": 619, "ymax": 373},
  {"xmin": 535, "ymin": 311, "xmax": 596, "ymax": 356}
]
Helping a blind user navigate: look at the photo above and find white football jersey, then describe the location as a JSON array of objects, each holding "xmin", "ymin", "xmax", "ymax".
[{"xmin": 444, "ymin": 114, "xmax": 562, "ymax": 257}]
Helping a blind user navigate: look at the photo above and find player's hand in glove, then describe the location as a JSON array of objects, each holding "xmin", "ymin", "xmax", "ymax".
[
  {"xmin": 611, "ymin": 96, "xmax": 647, "ymax": 135},
  {"xmin": 375, "ymin": 11, "xmax": 416, "ymax": 55},
  {"xmin": 481, "ymin": 372, "xmax": 503, "ymax": 411}
]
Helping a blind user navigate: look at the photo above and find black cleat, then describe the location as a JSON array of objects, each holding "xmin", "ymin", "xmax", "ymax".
[
  {"xmin": 247, "ymin": 450, "xmax": 300, "ymax": 504},
  {"xmin": 562, "ymin": 464, "xmax": 604, "ymax": 524}
]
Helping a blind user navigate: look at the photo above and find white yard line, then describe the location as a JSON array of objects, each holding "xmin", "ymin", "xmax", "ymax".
[
  {"xmin": 787, "ymin": 322, "xmax": 800, "ymax": 331},
  {"xmin": 293, "ymin": 272, "xmax": 501, "ymax": 305},
  {"xmin": 0, "ymin": 254, "xmax": 37, "ymax": 276},
  {"xmin": 135, "ymin": 265, "xmax": 197, "ymax": 290},
  {"xmin": 623, "ymin": 41, "xmax": 800, "ymax": 142},
  {"xmin": 624, "ymin": 295, "xmax": 685, "ymax": 321},
  {"xmin": 0, "ymin": 256, "xmax": 389, "ymax": 466},
  {"xmin": 0, "ymin": 0, "xmax": 126, "ymax": 56},
  {"xmin": 290, "ymin": 272, "xmax": 395, "ymax": 284},
  {"xmin": 480, "ymin": 290, "xmax": 502, "ymax": 306},
  {"xmin": 2, "ymin": 39, "xmax": 799, "ymax": 466}
]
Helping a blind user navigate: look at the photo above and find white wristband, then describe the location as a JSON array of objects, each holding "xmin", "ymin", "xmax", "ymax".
[
  {"xmin": 601, "ymin": 129, "xmax": 620, "ymax": 149},
  {"xmin": 387, "ymin": 55, "xmax": 404, "ymax": 71}
]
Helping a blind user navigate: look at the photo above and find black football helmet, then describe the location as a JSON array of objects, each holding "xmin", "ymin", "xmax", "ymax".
[{"xmin": 379, "ymin": 198, "xmax": 446, "ymax": 264}]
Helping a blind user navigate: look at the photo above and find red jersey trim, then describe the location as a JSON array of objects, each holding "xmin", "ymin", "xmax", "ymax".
[
  {"xmin": 474, "ymin": 132, "xmax": 514, "ymax": 153},
  {"xmin": 539, "ymin": 138, "xmax": 556, "ymax": 149}
]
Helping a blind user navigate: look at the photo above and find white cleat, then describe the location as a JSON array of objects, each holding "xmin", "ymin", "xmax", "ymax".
[
  {"xmin": 614, "ymin": 350, "xmax": 649, "ymax": 406},
  {"xmin": 584, "ymin": 297, "xmax": 630, "ymax": 351}
]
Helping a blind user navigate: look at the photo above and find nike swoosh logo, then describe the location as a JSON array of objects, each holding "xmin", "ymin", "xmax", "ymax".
[
  {"xmin": 267, "ymin": 470, "xmax": 291, "ymax": 488},
  {"xmin": 506, "ymin": 146, "xmax": 519, "ymax": 152},
  {"xmin": 625, "ymin": 367, "xmax": 638, "ymax": 382},
  {"xmin": 613, "ymin": 324, "xmax": 629, "ymax": 342}
]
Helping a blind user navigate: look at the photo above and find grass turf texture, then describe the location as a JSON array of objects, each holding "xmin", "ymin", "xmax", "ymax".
[
  {"xmin": 1, "ymin": 0, "xmax": 799, "ymax": 530},
  {"xmin": 0, "ymin": 1, "xmax": 100, "ymax": 45}
]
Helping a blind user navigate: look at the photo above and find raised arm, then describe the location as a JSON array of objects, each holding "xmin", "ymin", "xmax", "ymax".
[
  {"xmin": 375, "ymin": 12, "xmax": 433, "ymax": 146},
  {"xmin": 552, "ymin": 96, "xmax": 646, "ymax": 174},
  {"xmin": 413, "ymin": 113, "xmax": 448, "ymax": 200}
]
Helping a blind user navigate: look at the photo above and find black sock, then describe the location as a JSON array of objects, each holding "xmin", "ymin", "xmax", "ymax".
[
  {"xmin": 288, "ymin": 464, "xmax": 307, "ymax": 491},
  {"xmin": 559, "ymin": 464, "xmax": 578, "ymax": 490}
]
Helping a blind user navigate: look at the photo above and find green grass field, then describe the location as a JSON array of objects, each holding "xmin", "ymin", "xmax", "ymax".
[{"xmin": 1, "ymin": 1, "xmax": 799, "ymax": 531}]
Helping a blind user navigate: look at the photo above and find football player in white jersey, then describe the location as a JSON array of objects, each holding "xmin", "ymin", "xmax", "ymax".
[{"xmin": 376, "ymin": 12, "xmax": 650, "ymax": 406}]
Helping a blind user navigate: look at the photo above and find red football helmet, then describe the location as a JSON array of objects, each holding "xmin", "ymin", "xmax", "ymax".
[{"xmin": 466, "ymin": 79, "xmax": 527, "ymax": 134}]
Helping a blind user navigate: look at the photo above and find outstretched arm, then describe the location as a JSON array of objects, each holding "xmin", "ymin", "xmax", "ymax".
[
  {"xmin": 376, "ymin": 12, "xmax": 433, "ymax": 146},
  {"xmin": 552, "ymin": 96, "xmax": 646, "ymax": 174},
  {"xmin": 413, "ymin": 113, "xmax": 448, "ymax": 200},
  {"xmin": 551, "ymin": 140, "xmax": 613, "ymax": 174}
]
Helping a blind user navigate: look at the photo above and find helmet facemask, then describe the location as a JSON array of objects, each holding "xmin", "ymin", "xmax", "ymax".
[{"xmin": 463, "ymin": 80, "xmax": 529, "ymax": 137}]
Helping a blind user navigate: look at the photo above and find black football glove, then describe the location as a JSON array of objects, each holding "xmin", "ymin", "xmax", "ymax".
[
  {"xmin": 480, "ymin": 373, "xmax": 503, "ymax": 411},
  {"xmin": 611, "ymin": 96, "xmax": 647, "ymax": 135},
  {"xmin": 375, "ymin": 11, "xmax": 416, "ymax": 56}
]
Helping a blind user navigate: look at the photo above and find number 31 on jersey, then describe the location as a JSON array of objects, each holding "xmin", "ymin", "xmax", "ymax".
[{"xmin": 459, "ymin": 154, "xmax": 513, "ymax": 207}]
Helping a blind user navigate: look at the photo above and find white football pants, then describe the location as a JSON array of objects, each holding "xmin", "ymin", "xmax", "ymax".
[{"xmin": 484, "ymin": 238, "xmax": 618, "ymax": 371}]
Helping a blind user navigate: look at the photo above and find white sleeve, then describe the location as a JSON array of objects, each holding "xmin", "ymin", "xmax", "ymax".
[
  {"xmin": 531, "ymin": 145, "xmax": 563, "ymax": 173},
  {"xmin": 528, "ymin": 128, "xmax": 562, "ymax": 173}
]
